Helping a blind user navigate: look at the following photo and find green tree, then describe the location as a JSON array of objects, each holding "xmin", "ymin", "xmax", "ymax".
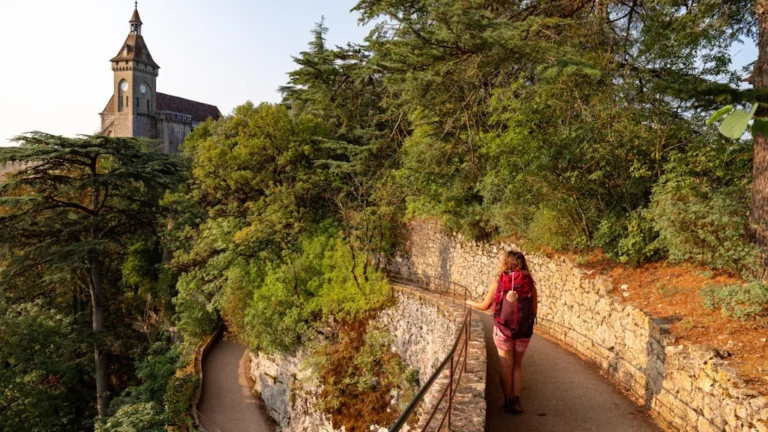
[
  {"xmin": 351, "ymin": 0, "xmax": 758, "ymax": 266},
  {"xmin": 171, "ymin": 103, "xmax": 332, "ymax": 342},
  {"xmin": 172, "ymin": 102, "xmax": 392, "ymax": 353},
  {"xmin": 281, "ymin": 20, "xmax": 404, "ymax": 270},
  {"xmin": 0, "ymin": 301, "xmax": 92, "ymax": 432},
  {"xmin": 0, "ymin": 133, "xmax": 183, "ymax": 417}
]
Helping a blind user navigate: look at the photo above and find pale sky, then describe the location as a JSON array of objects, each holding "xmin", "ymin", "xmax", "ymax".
[
  {"xmin": 0, "ymin": 1, "xmax": 759, "ymax": 145},
  {"xmin": 0, "ymin": 0, "xmax": 373, "ymax": 145}
]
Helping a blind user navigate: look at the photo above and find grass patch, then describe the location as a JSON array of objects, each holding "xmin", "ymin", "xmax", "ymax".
[
  {"xmin": 701, "ymin": 282, "xmax": 768, "ymax": 322},
  {"xmin": 677, "ymin": 317, "xmax": 699, "ymax": 331},
  {"xmin": 657, "ymin": 283, "xmax": 682, "ymax": 298}
]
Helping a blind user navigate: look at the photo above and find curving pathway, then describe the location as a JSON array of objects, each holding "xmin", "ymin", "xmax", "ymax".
[
  {"xmin": 197, "ymin": 340, "xmax": 275, "ymax": 432},
  {"xmin": 477, "ymin": 311, "xmax": 660, "ymax": 432},
  {"xmin": 195, "ymin": 299, "xmax": 661, "ymax": 432}
]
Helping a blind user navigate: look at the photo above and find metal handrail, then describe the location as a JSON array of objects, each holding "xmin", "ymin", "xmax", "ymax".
[
  {"xmin": 386, "ymin": 270, "xmax": 473, "ymax": 432},
  {"xmin": 194, "ymin": 409, "xmax": 222, "ymax": 432}
]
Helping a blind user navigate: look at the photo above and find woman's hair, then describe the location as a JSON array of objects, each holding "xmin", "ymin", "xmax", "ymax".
[{"xmin": 499, "ymin": 250, "xmax": 529, "ymax": 274}]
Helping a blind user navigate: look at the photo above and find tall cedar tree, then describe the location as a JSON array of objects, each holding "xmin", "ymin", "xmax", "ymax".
[
  {"xmin": 280, "ymin": 20, "xmax": 404, "ymax": 272},
  {"xmin": 0, "ymin": 133, "xmax": 183, "ymax": 416}
]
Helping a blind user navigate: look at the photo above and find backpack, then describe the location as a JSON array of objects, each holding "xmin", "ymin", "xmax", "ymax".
[{"xmin": 493, "ymin": 270, "xmax": 535, "ymax": 339}]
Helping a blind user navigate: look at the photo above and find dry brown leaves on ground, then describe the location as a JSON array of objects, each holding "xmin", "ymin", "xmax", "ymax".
[{"xmin": 573, "ymin": 251, "xmax": 768, "ymax": 391}]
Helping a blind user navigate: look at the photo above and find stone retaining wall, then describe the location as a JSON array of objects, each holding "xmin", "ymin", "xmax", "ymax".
[
  {"xmin": 378, "ymin": 286, "xmax": 486, "ymax": 431},
  {"xmin": 388, "ymin": 220, "xmax": 768, "ymax": 432},
  {"xmin": 248, "ymin": 285, "xmax": 487, "ymax": 432}
]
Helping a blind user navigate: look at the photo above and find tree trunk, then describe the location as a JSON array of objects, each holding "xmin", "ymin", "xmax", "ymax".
[
  {"xmin": 89, "ymin": 254, "xmax": 109, "ymax": 417},
  {"xmin": 751, "ymin": 0, "xmax": 768, "ymax": 277}
]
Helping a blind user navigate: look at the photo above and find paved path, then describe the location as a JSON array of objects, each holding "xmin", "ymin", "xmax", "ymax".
[
  {"xmin": 478, "ymin": 312, "xmax": 660, "ymax": 432},
  {"xmin": 198, "ymin": 340, "xmax": 275, "ymax": 432}
]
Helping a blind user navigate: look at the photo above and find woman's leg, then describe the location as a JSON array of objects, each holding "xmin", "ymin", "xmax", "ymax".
[
  {"xmin": 497, "ymin": 348, "xmax": 514, "ymax": 401},
  {"xmin": 512, "ymin": 347, "xmax": 526, "ymax": 397}
]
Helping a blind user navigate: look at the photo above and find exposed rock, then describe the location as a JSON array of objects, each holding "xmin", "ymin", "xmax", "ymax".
[{"xmin": 248, "ymin": 284, "xmax": 486, "ymax": 432}]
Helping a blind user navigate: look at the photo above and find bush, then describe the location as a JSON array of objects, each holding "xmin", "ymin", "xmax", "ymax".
[
  {"xmin": 163, "ymin": 371, "xmax": 198, "ymax": 430},
  {"xmin": 96, "ymin": 403, "xmax": 168, "ymax": 432},
  {"xmin": 594, "ymin": 210, "xmax": 662, "ymax": 266},
  {"xmin": 174, "ymin": 271, "xmax": 219, "ymax": 345},
  {"xmin": 110, "ymin": 343, "xmax": 181, "ymax": 413},
  {"xmin": 526, "ymin": 206, "xmax": 588, "ymax": 251},
  {"xmin": 650, "ymin": 179, "xmax": 758, "ymax": 275},
  {"xmin": 311, "ymin": 323, "xmax": 420, "ymax": 430},
  {"xmin": 244, "ymin": 228, "xmax": 392, "ymax": 354},
  {"xmin": 701, "ymin": 282, "xmax": 768, "ymax": 322}
]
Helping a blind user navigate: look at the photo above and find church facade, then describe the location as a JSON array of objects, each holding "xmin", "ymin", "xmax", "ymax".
[{"xmin": 100, "ymin": 6, "xmax": 221, "ymax": 153}]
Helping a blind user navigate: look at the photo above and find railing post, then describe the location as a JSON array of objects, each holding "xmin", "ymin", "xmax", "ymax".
[
  {"xmin": 448, "ymin": 353, "xmax": 454, "ymax": 431},
  {"xmin": 464, "ymin": 311, "xmax": 469, "ymax": 372}
]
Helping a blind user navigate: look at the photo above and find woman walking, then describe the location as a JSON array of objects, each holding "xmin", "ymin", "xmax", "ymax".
[{"xmin": 466, "ymin": 250, "xmax": 537, "ymax": 414}]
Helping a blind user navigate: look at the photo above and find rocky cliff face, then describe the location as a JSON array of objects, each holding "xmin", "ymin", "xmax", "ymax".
[
  {"xmin": 247, "ymin": 285, "xmax": 486, "ymax": 432},
  {"xmin": 248, "ymin": 350, "xmax": 338, "ymax": 432}
]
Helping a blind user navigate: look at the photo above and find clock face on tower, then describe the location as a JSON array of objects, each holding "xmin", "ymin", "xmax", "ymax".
[
  {"xmin": 120, "ymin": 82, "xmax": 129, "ymax": 92},
  {"xmin": 140, "ymin": 84, "xmax": 147, "ymax": 94}
]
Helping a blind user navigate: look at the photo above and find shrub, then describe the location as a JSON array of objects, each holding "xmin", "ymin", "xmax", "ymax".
[
  {"xmin": 648, "ymin": 135, "xmax": 755, "ymax": 275},
  {"xmin": 701, "ymin": 282, "xmax": 768, "ymax": 322},
  {"xmin": 244, "ymin": 228, "xmax": 392, "ymax": 354},
  {"xmin": 109, "ymin": 343, "xmax": 181, "ymax": 414},
  {"xmin": 95, "ymin": 403, "xmax": 168, "ymax": 432},
  {"xmin": 526, "ymin": 206, "xmax": 588, "ymax": 251},
  {"xmin": 312, "ymin": 323, "xmax": 420, "ymax": 430},
  {"xmin": 595, "ymin": 210, "xmax": 662, "ymax": 266},
  {"xmin": 174, "ymin": 271, "xmax": 219, "ymax": 346},
  {"xmin": 650, "ymin": 179, "xmax": 758, "ymax": 275},
  {"xmin": 163, "ymin": 371, "xmax": 198, "ymax": 430}
]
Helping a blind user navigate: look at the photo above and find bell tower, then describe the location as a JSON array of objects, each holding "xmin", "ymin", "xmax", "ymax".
[{"xmin": 107, "ymin": 2, "xmax": 160, "ymax": 137}]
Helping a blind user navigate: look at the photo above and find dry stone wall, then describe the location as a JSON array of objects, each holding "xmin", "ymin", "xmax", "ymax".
[
  {"xmin": 378, "ymin": 286, "xmax": 486, "ymax": 431},
  {"xmin": 248, "ymin": 285, "xmax": 486, "ymax": 432},
  {"xmin": 388, "ymin": 220, "xmax": 768, "ymax": 432}
]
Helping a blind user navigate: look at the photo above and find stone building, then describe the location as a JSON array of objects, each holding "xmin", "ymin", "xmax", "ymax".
[{"xmin": 99, "ymin": 5, "xmax": 221, "ymax": 153}]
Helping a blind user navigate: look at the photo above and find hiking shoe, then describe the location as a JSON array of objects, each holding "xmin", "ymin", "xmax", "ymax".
[
  {"xmin": 503, "ymin": 399, "xmax": 514, "ymax": 414},
  {"xmin": 510, "ymin": 396, "xmax": 524, "ymax": 414}
]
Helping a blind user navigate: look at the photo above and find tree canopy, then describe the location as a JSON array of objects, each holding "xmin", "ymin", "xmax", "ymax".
[
  {"xmin": 3, "ymin": 1, "xmax": 767, "ymax": 429},
  {"xmin": 0, "ymin": 134, "xmax": 184, "ymax": 429}
]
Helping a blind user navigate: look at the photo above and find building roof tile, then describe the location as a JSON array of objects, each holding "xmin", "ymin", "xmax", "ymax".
[
  {"xmin": 110, "ymin": 34, "xmax": 159, "ymax": 69},
  {"xmin": 101, "ymin": 93, "xmax": 221, "ymax": 124},
  {"xmin": 156, "ymin": 93, "xmax": 221, "ymax": 123}
]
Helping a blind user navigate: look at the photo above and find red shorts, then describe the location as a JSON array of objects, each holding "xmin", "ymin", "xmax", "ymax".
[{"xmin": 493, "ymin": 325, "xmax": 531, "ymax": 353}]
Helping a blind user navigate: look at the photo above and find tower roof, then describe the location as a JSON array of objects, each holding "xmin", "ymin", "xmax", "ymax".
[
  {"xmin": 130, "ymin": 8, "xmax": 142, "ymax": 24},
  {"xmin": 111, "ymin": 34, "xmax": 159, "ymax": 69}
]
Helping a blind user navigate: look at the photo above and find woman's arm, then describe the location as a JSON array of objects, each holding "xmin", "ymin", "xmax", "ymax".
[
  {"xmin": 532, "ymin": 281, "xmax": 538, "ymax": 317},
  {"xmin": 466, "ymin": 277, "xmax": 497, "ymax": 311}
]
